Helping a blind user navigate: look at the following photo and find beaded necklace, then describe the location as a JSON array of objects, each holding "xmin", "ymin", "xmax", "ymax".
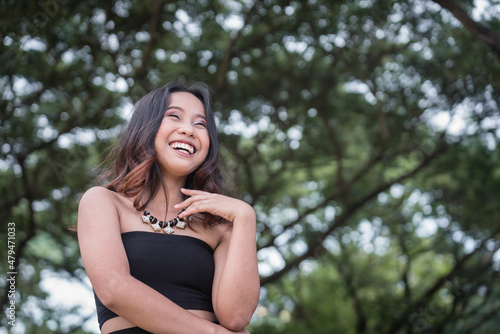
[{"xmin": 141, "ymin": 209, "xmax": 188, "ymax": 234}]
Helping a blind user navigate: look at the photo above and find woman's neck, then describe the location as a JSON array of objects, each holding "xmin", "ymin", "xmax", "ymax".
[{"xmin": 148, "ymin": 175, "xmax": 186, "ymax": 215}]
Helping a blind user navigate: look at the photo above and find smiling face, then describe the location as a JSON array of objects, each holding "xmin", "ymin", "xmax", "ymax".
[{"xmin": 154, "ymin": 92, "xmax": 210, "ymax": 180}]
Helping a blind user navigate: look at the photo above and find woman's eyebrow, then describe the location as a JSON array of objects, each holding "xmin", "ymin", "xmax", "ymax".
[{"xmin": 166, "ymin": 105, "xmax": 184, "ymax": 111}]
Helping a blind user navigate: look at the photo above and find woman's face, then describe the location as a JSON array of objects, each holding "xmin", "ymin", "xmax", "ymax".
[{"xmin": 154, "ymin": 92, "xmax": 210, "ymax": 179}]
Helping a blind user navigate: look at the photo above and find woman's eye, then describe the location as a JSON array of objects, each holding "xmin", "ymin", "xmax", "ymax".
[
  {"xmin": 194, "ymin": 121, "xmax": 207, "ymax": 128},
  {"xmin": 167, "ymin": 113, "xmax": 180, "ymax": 119}
]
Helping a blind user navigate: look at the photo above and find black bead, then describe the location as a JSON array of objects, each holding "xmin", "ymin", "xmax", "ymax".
[
  {"xmin": 152, "ymin": 217, "xmax": 157, "ymax": 224},
  {"xmin": 144, "ymin": 210, "xmax": 150, "ymax": 215}
]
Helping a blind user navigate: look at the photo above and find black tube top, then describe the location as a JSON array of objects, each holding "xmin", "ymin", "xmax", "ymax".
[{"xmin": 94, "ymin": 231, "xmax": 215, "ymax": 329}]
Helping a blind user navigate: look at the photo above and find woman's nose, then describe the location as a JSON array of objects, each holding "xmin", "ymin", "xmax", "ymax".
[{"xmin": 178, "ymin": 122, "xmax": 194, "ymax": 137}]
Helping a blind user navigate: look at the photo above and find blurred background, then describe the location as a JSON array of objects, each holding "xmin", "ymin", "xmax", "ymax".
[{"xmin": 1, "ymin": 0, "xmax": 500, "ymax": 333}]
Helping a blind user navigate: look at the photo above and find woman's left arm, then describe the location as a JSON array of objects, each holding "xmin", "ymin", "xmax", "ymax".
[{"xmin": 176, "ymin": 188, "xmax": 260, "ymax": 331}]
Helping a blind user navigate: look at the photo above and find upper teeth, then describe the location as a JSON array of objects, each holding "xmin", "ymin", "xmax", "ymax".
[{"xmin": 170, "ymin": 142, "xmax": 194, "ymax": 154}]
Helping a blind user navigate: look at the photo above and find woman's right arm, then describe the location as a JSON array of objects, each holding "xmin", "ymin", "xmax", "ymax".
[{"xmin": 77, "ymin": 187, "xmax": 247, "ymax": 334}]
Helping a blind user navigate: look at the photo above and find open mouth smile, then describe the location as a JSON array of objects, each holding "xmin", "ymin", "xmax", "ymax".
[{"xmin": 169, "ymin": 141, "xmax": 195, "ymax": 155}]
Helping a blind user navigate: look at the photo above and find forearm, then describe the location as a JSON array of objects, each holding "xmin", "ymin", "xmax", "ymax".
[
  {"xmin": 174, "ymin": 189, "xmax": 260, "ymax": 330},
  {"xmin": 214, "ymin": 210, "xmax": 260, "ymax": 329},
  {"xmin": 103, "ymin": 274, "xmax": 219, "ymax": 334}
]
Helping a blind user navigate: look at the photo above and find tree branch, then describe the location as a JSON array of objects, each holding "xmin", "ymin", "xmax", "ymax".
[
  {"xmin": 315, "ymin": 90, "xmax": 346, "ymax": 188},
  {"xmin": 336, "ymin": 256, "xmax": 368, "ymax": 334},
  {"xmin": 387, "ymin": 233, "xmax": 500, "ymax": 333},
  {"xmin": 260, "ymin": 144, "xmax": 419, "ymax": 250},
  {"xmin": 215, "ymin": 0, "xmax": 261, "ymax": 91},
  {"xmin": 433, "ymin": 0, "xmax": 500, "ymax": 61},
  {"xmin": 460, "ymin": 300, "xmax": 500, "ymax": 334},
  {"xmin": 134, "ymin": 0, "xmax": 162, "ymax": 90},
  {"xmin": 261, "ymin": 143, "xmax": 448, "ymax": 285}
]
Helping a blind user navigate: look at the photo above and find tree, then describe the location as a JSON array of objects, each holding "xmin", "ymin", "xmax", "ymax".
[{"xmin": 1, "ymin": 0, "xmax": 499, "ymax": 332}]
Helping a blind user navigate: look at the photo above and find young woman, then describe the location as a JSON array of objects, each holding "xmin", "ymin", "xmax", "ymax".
[{"xmin": 78, "ymin": 82, "xmax": 260, "ymax": 334}]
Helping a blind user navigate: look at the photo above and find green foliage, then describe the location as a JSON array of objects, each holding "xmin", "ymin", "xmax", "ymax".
[{"xmin": 1, "ymin": 0, "xmax": 500, "ymax": 333}]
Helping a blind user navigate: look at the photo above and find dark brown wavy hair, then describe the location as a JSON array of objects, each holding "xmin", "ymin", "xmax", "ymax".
[{"xmin": 100, "ymin": 82, "xmax": 224, "ymax": 224}]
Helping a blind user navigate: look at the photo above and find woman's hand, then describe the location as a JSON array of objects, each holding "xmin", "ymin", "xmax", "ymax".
[
  {"xmin": 217, "ymin": 328, "xmax": 250, "ymax": 334},
  {"xmin": 177, "ymin": 188, "xmax": 259, "ymax": 331},
  {"xmin": 175, "ymin": 188, "xmax": 254, "ymax": 223}
]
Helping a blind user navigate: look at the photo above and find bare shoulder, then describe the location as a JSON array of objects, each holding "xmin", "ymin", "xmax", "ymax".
[
  {"xmin": 79, "ymin": 186, "xmax": 120, "ymax": 210},
  {"xmin": 80, "ymin": 186, "xmax": 115, "ymax": 202},
  {"xmin": 78, "ymin": 186, "xmax": 120, "ymax": 226}
]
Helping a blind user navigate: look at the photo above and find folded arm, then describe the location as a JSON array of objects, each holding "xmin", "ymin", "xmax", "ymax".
[
  {"xmin": 177, "ymin": 189, "xmax": 260, "ymax": 331},
  {"xmin": 78, "ymin": 187, "xmax": 246, "ymax": 334}
]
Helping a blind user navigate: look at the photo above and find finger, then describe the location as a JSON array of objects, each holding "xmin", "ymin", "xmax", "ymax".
[
  {"xmin": 180, "ymin": 188, "xmax": 207, "ymax": 196},
  {"xmin": 178, "ymin": 199, "xmax": 213, "ymax": 218},
  {"xmin": 174, "ymin": 198, "xmax": 192, "ymax": 210},
  {"xmin": 176, "ymin": 189, "xmax": 208, "ymax": 209},
  {"xmin": 174, "ymin": 193, "xmax": 211, "ymax": 210}
]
